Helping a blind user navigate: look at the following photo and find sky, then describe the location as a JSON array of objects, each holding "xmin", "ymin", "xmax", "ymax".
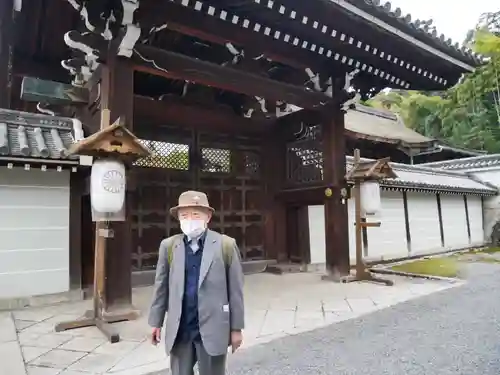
[{"xmin": 388, "ymin": 0, "xmax": 498, "ymax": 44}]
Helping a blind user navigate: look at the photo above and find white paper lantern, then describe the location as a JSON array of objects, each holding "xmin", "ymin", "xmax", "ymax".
[
  {"xmin": 360, "ymin": 181, "xmax": 381, "ymax": 216},
  {"xmin": 90, "ymin": 159, "xmax": 126, "ymax": 213}
]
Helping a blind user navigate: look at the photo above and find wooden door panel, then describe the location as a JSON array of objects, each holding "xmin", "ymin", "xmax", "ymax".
[{"xmin": 130, "ymin": 131, "xmax": 266, "ymax": 271}]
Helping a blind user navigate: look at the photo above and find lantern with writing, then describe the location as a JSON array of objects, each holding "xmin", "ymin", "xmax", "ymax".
[
  {"xmin": 360, "ymin": 181, "xmax": 381, "ymax": 216},
  {"xmin": 90, "ymin": 159, "xmax": 126, "ymax": 221}
]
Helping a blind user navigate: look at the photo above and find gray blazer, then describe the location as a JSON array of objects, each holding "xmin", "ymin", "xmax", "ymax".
[{"xmin": 148, "ymin": 229, "xmax": 245, "ymax": 356}]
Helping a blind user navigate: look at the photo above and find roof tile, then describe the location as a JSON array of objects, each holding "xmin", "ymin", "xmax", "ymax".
[
  {"xmin": 355, "ymin": 0, "xmax": 482, "ymax": 65},
  {"xmin": 347, "ymin": 156, "xmax": 497, "ymax": 195},
  {"xmin": 345, "ymin": 105, "xmax": 434, "ymax": 149},
  {"xmin": 0, "ymin": 109, "xmax": 77, "ymax": 161},
  {"xmin": 422, "ymin": 154, "xmax": 500, "ymax": 171}
]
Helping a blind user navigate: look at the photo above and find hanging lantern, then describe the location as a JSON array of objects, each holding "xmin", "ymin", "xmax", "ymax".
[
  {"xmin": 90, "ymin": 159, "xmax": 126, "ymax": 214},
  {"xmin": 360, "ymin": 181, "xmax": 381, "ymax": 216}
]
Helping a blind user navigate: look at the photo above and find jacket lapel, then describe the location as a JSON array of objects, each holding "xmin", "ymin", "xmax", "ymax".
[
  {"xmin": 198, "ymin": 229, "xmax": 218, "ymax": 288},
  {"xmin": 173, "ymin": 236, "xmax": 185, "ymax": 299}
]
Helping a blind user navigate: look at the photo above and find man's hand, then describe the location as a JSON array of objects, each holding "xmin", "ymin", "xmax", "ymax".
[
  {"xmin": 231, "ymin": 330, "xmax": 243, "ymax": 353},
  {"xmin": 151, "ymin": 328, "xmax": 161, "ymax": 346}
]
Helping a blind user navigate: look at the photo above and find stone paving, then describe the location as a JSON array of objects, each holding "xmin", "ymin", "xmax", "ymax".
[{"xmin": 1, "ymin": 272, "xmax": 461, "ymax": 375}]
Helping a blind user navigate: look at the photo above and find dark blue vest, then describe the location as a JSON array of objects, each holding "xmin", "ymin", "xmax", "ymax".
[{"xmin": 176, "ymin": 231, "xmax": 206, "ymax": 343}]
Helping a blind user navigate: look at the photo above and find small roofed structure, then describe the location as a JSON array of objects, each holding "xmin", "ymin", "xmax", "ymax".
[
  {"xmin": 345, "ymin": 157, "xmax": 398, "ymax": 181},
  {"xmin": 345, "ymin": 105, "xmax": 435, "ymax": 152},
  {"xmin": 66, "ymin": 119, "xmax": 152, "ymax": 162},
  {"xmin": 344, "ymin": 105, "xmax": 486, "ymax": 164}
]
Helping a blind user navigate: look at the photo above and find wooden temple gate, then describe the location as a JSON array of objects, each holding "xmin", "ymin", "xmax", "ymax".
[{"xmin": 2, "ymin": 0, "xmax": 479, "ymax": 314}]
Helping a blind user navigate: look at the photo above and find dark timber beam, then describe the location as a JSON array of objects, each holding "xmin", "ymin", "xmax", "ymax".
[
  {"xmin": 97, "ymin": 54, "xmax": 135, "ymax": 312},
  {"xmin": 13, "ymin": 56, "xmax": 70, "ymax": 82},
  {"xmin": 0, "ymin": 0, "xmax": 13, "ymax": 108},
  {"xmin": 134, "ymin": 95, "xmax": 271, "ymax": 135},
  {"xmin": 321, "ymin": 107, "xmax": 350, "ymax": 278},
  {"xmin": 65, "ymin": 31, "xmax": 331, "ymax": 109},
  {"xmin": 16, "ymin": 75, "xmax": 272, "ymax": 133},
  {"xmin": 131, "ymin": 45, "xmax": 329, "ymax": 108},
  {"xmin": 69, "ymin": 171, "xmax": 84, "ymax": 291},
  {"xmin": 261, "ymin": 125, "xmax": 287, "ymax": 262},
  {"xmin": 137, "ymin": 0, "xmax": 329, "ymax": 73}
]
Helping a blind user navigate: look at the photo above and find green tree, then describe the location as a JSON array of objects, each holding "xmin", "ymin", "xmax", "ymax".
[{"xmin": 366, "ymin": 15, "xmax": 500, "ymax": 153}]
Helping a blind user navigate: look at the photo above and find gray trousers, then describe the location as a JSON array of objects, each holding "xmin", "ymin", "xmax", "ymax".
[{"xmin": 170, "ymin": 340, "xmax": 227, "ymax": 375}]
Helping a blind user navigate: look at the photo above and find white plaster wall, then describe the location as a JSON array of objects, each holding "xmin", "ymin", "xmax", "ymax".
[
  {"xmin": 0, "ymin": 167, "xmax": 71, "ymax": 299},
  {"xmin": 308, "ymin": 190, "xmax": 483, "ymax": 265},
  {"xmin": 365, "ymin": 191, "xmax": 408, "ymax": 261},
  {"xmin": 405, "ymin": 192, "xmax": 443, "ymax": 255},
  {"xmin": 467, "ymin": 196, "xmax": 484, "ymax": 244},
  {"xmin": 440, "ymin": 195, "xmax": 469, "ymax": 249},
  {"xmin": 347, "ymin": 199, "xmax": 356, "ymax": 261},
  {"xmin": 309, "ymin": 201, "xmax": 357, "ymax": 265},
  {"xmin": 307, "ymin": 205, "xmax": 326, "ymax": 265},
  {"xmin": 471, "ymin": 169, "xmax": 500, "ymax": 240},
  {"xmin": 308, "ymin": 201, "xmax": 356, "ymax": 265}
]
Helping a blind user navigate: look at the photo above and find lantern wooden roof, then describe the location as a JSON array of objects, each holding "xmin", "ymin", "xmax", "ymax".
[
  {"xmin": 66, "ymin": 120, "xmax": 152, "ymax": 160},
  {"xmin": 345, "ymin": 157, "xmax": 398, "ymax": 180}
]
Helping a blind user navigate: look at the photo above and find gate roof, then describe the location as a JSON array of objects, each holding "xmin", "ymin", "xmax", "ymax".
[{"xmin": 12, "ymin": 0, "xmax": 480, "ymax": 96}]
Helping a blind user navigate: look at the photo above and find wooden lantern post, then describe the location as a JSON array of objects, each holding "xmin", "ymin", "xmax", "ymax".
[
  {"xmin": 54, "ymin": 109, "xmax": 152, "ymax": 343},
  {"xmin": 343, "ymin": 149, "xmax": 398, "ymax": 286}
]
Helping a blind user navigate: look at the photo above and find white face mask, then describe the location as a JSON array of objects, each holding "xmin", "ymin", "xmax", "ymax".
[{"xmin": 180, "ymin": 219, "xmax": 206, "ymax": 239}]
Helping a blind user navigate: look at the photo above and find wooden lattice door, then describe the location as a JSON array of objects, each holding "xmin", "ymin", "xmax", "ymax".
[
  {"xmin": 130, "ymin": 129, "xmax": 194, "ymax": 271},
  {"xmin": 198, "ymin": 132, "xmax": 264, "ymax": 260},
  {"xmin": 130, "ymin": 129, "xmax": 265, "ymax": 272}
]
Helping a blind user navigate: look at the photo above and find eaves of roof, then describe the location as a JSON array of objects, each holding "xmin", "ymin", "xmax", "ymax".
[
  {"xmin": 345, "ymin": 105, "xmax": 435, "ymax": 151},
  {"xmin": 339, "ymin": 0, "xmax": 481, "ymax": 68}
]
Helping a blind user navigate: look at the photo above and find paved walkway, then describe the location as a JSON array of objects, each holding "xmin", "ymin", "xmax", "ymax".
[
  {"xmin": 1, "ymin": 272, "xmax": 460, "ymax": 375},
  {"xmin": 224, "ymin": 263, "xmax": 500, "ymax": 375}
]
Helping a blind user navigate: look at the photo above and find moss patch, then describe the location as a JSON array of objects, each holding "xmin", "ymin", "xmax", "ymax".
[
  {"xmin": 390, "ymin": 257, "xmax": 459, "ymax": 278},
  {"xmin": 468, "ymin": 247, "xmax": 500, "ymax": 254}
]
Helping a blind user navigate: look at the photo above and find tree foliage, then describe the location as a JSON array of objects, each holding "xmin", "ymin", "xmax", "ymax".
[{"xmin": 366, "ymin": 11, "xmax": 500, "ymax": 153}]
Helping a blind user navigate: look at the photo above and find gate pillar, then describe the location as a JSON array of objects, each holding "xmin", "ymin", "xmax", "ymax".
[
  {"xmin": 321, "ymin": 108, "xmax": 350, "ymax": 278},
  {"xmin": 97, "ymin": 55, "xmax": 135, "ymax": 311},
  {"xmin": 262, "ymin": 127, "xmax": 287, "ymax": 262}
]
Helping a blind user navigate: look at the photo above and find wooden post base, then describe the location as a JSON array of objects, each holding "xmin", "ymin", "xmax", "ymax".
[
  {"xmin": 55, "ymin": 316, "xmax": 120, "ymax": 343},
  {"xmin": 54, "ymin": 309, "xmax": 140, "ymax": 343}
]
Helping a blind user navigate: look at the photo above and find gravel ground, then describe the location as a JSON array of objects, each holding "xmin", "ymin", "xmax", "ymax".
[{"xmin": 225, "ymin": 263, "xmax": 500, "ymax": 375}]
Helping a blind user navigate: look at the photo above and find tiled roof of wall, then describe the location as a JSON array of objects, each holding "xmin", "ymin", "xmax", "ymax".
[
  {"xmin": 421, "ymin": 154, "xmax": 500, "ymax": 171},
  {"xmin": 346, "ymin": 156, "xmax": 497, "ymax": 195},
  {"xmin": 0, "ymin": 109, "xmax": 77, "ymax": 161}
]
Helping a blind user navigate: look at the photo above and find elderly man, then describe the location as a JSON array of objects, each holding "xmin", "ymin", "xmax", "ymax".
[{"xmin": 148, "ymin": 190, "xmax": 244, "ymax": 375}]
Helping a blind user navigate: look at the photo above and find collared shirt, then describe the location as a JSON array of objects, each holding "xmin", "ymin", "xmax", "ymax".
[{"xmin": 176, "ymin": 230, "xmax": 207, "ymax": 343}]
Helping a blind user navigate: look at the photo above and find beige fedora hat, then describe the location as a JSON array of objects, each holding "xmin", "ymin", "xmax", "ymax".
[{"xmin": 170, "ymin": 190, "xmax": 215, "ymax": 217}]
